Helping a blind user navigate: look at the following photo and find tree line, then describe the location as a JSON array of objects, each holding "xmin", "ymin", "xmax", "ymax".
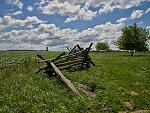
[{"xmin": 95, "ymin": 23, "xmax": 150, "ymax": 56}]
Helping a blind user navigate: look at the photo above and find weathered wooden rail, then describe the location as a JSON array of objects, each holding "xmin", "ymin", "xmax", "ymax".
[{"xmin": 36, "ymin": 43, "xmax": 95, "ymax": 97}]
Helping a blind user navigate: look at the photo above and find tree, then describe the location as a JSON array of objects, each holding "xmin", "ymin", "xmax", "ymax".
[
  {"xmin": 95, "ymin": 42, "xmax": 109, "ymax": 51},
  {"xmin": 115, "ymin": 23, "xmax": 150, "ymax": 56}
]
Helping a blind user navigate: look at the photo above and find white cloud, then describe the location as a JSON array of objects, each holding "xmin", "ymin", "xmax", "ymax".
[
  {"xmin": 98, "ymin": 0, "xmax": 146, "ymax": 14},
  {"xmin": 6, "ymin": 11, "xmax": 22, "ymax": 16},
  {"xmin": 24, "ymin": 16, "xmax": 46, "ymax": 25},
  {"xmin": 27, "ymin": 6, "xmax": 33, "ymax": 11},
  {"xmin": 145, "ymin": 8, "xmax": 150, "ymax": 13},
  {"xmin": 39, "ymin": 1, "xmax": 81, "ymax": 15},
  {"xmin": 39, "ymin": 1, "xmax": 97, "ymax": 22},
  {"xmin": 27, "ymin": 25, "xmax": 34, "ymax": 28},
  {"xmin": 5, "ymin": 0, "xmax": 24, "ymax": 9},
  {"xmin": 12, "ymin": 11, "xmax": 22, "ymax": 15},
  {"xmin": 116, "ymin": 18, "xmax": 127, "ymax": 23},
  {"xmin": 131, "ymin": 10, "xmax": 143, "ymax": 19},
  {"xmin": 116, "ymin": 9, "xmax": 147, "ymax": 23},
  {"xmin": 77, "ymin": 22, "xmax": 123, "ymax": 45},
  {"xmin": 0, "ymin": 16, "xmax": 46, "ymax": 30},
  {"xmin": 146, "ymin": 26, "xmax": 150, "ymax": 29},
  {"xmin": 54, "ymin": 0, "xmax": 150, "ymax": 14},
  {"xmin": 36, "ymin": 0, "xmax": 150, "ymax": 22},
  {"xmin": 65, "ymin": 17, "xmax": 78, "ymax": 23},
  {"xmin": 137, "ymin": 21, "xmax": 143, "ymax": 25},
  {"xmin": 0, "ymin": 22, "xmax": 123, "ymax": 50},
  {"xmin": 35, "ymin": 0, "xmax": 85, "ymax": 6}
]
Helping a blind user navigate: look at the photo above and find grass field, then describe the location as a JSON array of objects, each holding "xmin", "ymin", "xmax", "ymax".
[{"xmin": 0, "ymin": 51, "xmax": 150, "ymax": 113}]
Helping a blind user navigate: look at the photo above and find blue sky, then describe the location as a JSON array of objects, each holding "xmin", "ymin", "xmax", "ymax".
[{"xmin": 0, "ymin": 0, "xmax": 150, "ymax": 50}]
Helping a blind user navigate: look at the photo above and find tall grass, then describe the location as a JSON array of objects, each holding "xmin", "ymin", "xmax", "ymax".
[{"xmin": 0, "ymin": 51, "xmax": 150, "ymax": 112}]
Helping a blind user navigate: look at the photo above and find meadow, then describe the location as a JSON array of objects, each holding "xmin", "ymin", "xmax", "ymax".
[{"xmin": 0, "ymin": 50, "xmax": 150, "ymax": 113}]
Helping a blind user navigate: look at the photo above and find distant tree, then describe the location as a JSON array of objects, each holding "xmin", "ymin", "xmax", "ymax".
[
  {"xmin": 95, "ymin": 42, "xmax": 109, "ymax": 51},
  {"xmin": 115, "ymin": 23, "xmax": 150, "ymax": 56}
]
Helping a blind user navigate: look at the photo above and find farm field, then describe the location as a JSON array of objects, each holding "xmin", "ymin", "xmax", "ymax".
[{"xmin": 0, "ymin": 51, "xmax": 150, "ymax": 112}]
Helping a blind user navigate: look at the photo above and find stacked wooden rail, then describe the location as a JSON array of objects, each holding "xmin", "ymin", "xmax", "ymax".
[{"xmin": 36, "ymin": 43, "xmax": 95, "ymax": 97}]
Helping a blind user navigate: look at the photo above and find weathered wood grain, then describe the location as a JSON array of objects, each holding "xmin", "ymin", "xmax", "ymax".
[{"xmin": 50, "ymin": 62, "xmax": 80, "ymax": 96}]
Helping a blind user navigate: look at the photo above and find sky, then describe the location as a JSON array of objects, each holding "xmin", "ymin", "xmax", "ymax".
[{"xmin": 0, "ymin": 0, "xmax": 150, "ymax": 51}]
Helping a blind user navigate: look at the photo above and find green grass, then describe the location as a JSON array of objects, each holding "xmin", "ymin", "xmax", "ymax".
[{"xmin": 0, "ymin": 51, "xmax": 150, "ymax": 112}]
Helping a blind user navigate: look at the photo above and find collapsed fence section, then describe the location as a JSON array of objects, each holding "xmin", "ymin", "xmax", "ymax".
[
  {"xmin": 36, "ymin": 43, "xmax": 95, "ymax": 97},
  {"xmin": 37, "ymin": 43, "xmax": 95, "ymax": 73}
]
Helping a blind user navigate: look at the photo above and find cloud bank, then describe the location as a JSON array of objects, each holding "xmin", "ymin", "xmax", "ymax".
[
  {"xmin": 5, "ymin": 0, "xmax": 24, "ymax": 9},
  {"xmin": 131, "ymin": 10, "xmax": 144, "ymax": 19},
  {"xmin": 0, "ymin": 22, "xmax": 123, "ymax": 50},
  {"xmin": 0, "ymin": 16, "xmax": 46, "ymax": 30},
  {"xmin": 36, "ymin": 0, "xmax": 150, "ymax": 22},
  {"xmin": 27, "ymin": 6, "xmax": 33, "ymax": 11}
]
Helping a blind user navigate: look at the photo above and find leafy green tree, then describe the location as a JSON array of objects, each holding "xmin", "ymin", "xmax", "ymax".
[
  {"xmin": 95, "ymin": 42, "xmax": 109, "ymax": 51},
  {"xmin": 115, "ymin": 23, "xmax": 150, "ymax": 56}
]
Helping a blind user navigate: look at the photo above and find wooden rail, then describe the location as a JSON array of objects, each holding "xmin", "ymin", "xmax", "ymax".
[{"xmin": 36, "ymin": 43, "xmax": 95, "ymax": 96}]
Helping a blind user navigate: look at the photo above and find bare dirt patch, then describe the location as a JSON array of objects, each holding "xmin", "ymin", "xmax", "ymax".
[{"xmin": 123, "ymin": 101, "xmax": 133, "ymax": 111}]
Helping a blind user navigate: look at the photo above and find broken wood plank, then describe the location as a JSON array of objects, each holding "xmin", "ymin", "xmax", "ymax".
[
  {"xmin": 87, "ymin": 43, "xmax": 93, "ymax": 53},
  {"xmin": 37, "ymin": 54, "xmax": 51, "ymax": 67},
  {"xmin": 37, "ymin": 54, "xmax": 45, "ymax": 60},
  {"xmin": 84, "ymin": 55, "xmax": 95, "ymax": 66},
  {"xmin": 60, "ymin": 49, "xmax": 85, "ymax": 58},
  {"xmin": 89, "ymin": 59, "xmax": 95, "ymax": 66},
  {"xmin": 36, "ymin": 54, "xmax": 52, "ymax": 74},
  {"xmin": 67, "ymin": 66, "xmax": 84, "ymax": 71},
  {"xmin": 79, "ymin": 87, "xmax": 95, "ymax": 98},
  {"xmin": 59, "ymin": 64, "xmax": 85, "ymax": 71},
  {"xmin": 38, "ymin": 52, "xmax": 65, "ymax": 63},
  {"xmin": 73, "ymin": 82, "xmax": 93, "ymax": 92},
  {"xmin": 36, "ymin": 69, "xmax": 43, "ymax": 74},
  {"xmin": 66, "ymin": 47, "xmax": 71, "ymax": 51},
  {"xmin": 39, "ymin": 50, "xmax": 84, "ymax": 63},
  {"xmin": 58, "ymin": 62, "xmax": 84, "ymax": 70},
  {"xmin": 55, "ymin": 59, "xmax": 85, "ymax": 67},
  {"xmin": 77, "ymin": 44, "xmax": 95, "ymax": 66},
  {"xmin": 50, "ymin": 62, "xmax": 80, "ymax": 96},
  {"xmin": 69, "ymin": 45, "xmax": 77, "ymax": 54},
  {"xmin": 39, "ymin": 65, "xmax": 49, "ymax": 70},
  {"xmin": 54, "ymin": 53, "xmax": 84, "ymax": 64},
  {"xmin": 76, "ymin": 44, "xmax": 83, "ymax": 51},
  {"xmin": 52, "ymin": 52, "xmax": 66, "ymax": 62},
  {"xmin": 36, "ymin": 65, "xmax": 50, "ymax": 74},
  {"xmin": 73, "ymin": 82, "xmax": 95, "ymax": 98}
]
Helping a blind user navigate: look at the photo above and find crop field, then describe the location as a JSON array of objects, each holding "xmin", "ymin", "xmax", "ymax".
[{"xmin": 0, "ymin": 51, "xmax": 150, "ymax": 112}]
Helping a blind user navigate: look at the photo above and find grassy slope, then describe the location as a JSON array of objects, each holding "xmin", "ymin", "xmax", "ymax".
[{"xmin": 0, "ymin": 51, "xmax": 150, "ymax": 112}]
